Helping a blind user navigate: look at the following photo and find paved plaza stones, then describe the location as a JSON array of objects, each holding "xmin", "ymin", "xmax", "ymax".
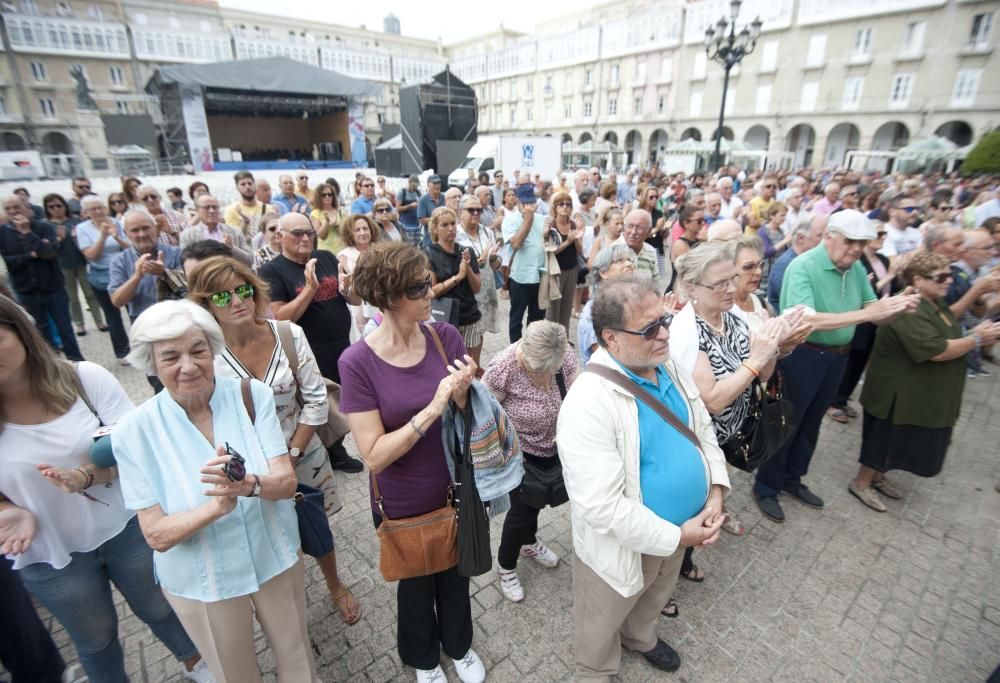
[{"xmin": 20, "ymin": 300, "xmax": 1000, "ymax": 682}]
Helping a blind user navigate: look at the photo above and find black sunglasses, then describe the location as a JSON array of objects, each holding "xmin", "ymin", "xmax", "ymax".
[
  {"xmin": 927, "ymin": 272, "xmax": 953, "ymax": 284},
  {"xmin": 614, "ymin": 314, "xmax": 671, "ymax": 341},
  {"xmin": 405, "ymin": 277, "xmax": 432, "ymax": 300},
  {"xmin": 464, "ymin": 207, "xmax": 482, "ymax": 214},
  {"xmin": 209, "ymin": 283, "xmax": 254, "ymax": 308},
  {"xmin": 320, "ymin": 192, "xmax": 334, "ymax": 197},
  {"xmin": 223, "ymin": 442, "xmax": 246, "ymax": 482},
  {"xmin": 374, "ymin": 207, "xmax": 391, "ymax": 213}
]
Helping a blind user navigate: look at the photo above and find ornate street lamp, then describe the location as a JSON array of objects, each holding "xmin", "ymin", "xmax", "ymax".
[{"xmin": 704, "ymin": 0, "xmax": 762, "ymax": 170}]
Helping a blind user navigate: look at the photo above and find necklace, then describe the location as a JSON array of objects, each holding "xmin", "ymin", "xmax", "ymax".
[{"xmin": 701, "ymin": 314, "xmax": 726, "ymax": 336}]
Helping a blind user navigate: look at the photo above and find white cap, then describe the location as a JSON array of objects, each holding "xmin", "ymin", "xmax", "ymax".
[{"xmin": 827, "ymin": 209, "xmax": 877, "ymax": 240}]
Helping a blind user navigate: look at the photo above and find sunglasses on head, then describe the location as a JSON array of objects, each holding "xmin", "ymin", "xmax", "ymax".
[
  {"xmin": 614, "ymin": 314, "xmax": 672, "ymax": 341},
  {"xmin": 209, "ymin": 283, "xmax": 254, "ymax": 308},
  {"xmin": 405, "ymin": 277, "xmax": 432, "ymax": 300},
  {"xmin": 223, "ymin": 442, "xmax": 246, "ymax": 482}
]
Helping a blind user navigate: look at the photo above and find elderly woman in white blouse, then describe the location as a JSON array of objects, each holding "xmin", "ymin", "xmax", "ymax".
[
  {"xmin": 187, "ymin": 255, "xmax": 360, "ymax": 625},
  {"xmin": 112, "ymin": 299, "xmax": 319, "ymax": 683}
]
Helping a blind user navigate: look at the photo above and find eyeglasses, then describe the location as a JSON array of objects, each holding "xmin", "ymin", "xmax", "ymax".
[
  {"xmin": 555, "ymin": 201, "xmax": 572, "ymax": 208},
  {"xmin": 297, "ymin": 176, "xmax": 308, "ymax": 180},
  {"xmin": 647, "ymin": 194, "xmax": 659, "ymax": 201},
  {"xmin": 374, "ymin": 207, "xmax": 391, "ymax": 213},
  {"xmin": 926, "ymin": 271, "xmax": 954, "ymax": 284},
  {"xmin": 405, "ymin": 277, "xmax": 432, "ymax": 300},
  {"xmin": 199, "ymin": 204, "xmax": 220, "ymax": 211},
  {"xmin": 623, "ymin": 222, "xmax": 648, "ymax": 232},
  {"xmin": 686, "ymin": 217, "xmax": 706, "ymax": 225},
  {"xmin": 222, "ymin": 442, "xmax": 246, "ymax": 482},
  {"xmin": 696, "ymin": 274, "xmax": 739, "ymax": 292},
  {"xmin": 320, "ymin": 192, "xmax": 334, "ymax": 197},
  {"xmin": 613, "ymin": 314, "xmax": 671, "ymax": 341},
  {"xmin": 288, "ymin": 228, "xmax": 316, "ymax": 239},
  {"xmin": 265, "ymin": 225, "xmax": 278, "ymax": 233},
  {"xmin": 876, "ymin": 231, "xmax": 887, "ymax": 237},
  {"xmin": 936, "ymin": 205, "xmax": 952, "ymax": 211},
  {"xmin": 464, "ymin": 207, "xmax": 482, "ymax": 214},
  {"xmin": 763, "ymin": 184, "xmax": 777, "ymax": 189},
  {"xmin": 209, "ymin": 283, "xmax": 254, "ymax": 308},
  {"xmin": 111, "ymin": 199, "xmax": 126, "ymax": 205},
  {"xmin": 362, "ymin": 183, "xmax": 374, "ymax": 188},
  {"xmin": 377, "ymin": 179, "xmax": 385, "ymax": 183},
  {"xmin": 739, "ymin": 260, "xmax": 764, "ymax": 272},
  {"xmin": 141, "ymin": 195, "xmax": 159, "ymax": 201},
  {"xmin": 900, "ymin": 206, "xmax": 919, "ymax": 213}
]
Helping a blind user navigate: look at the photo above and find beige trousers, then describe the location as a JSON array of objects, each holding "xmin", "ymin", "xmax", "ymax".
[
  {"xmin": 164, "ymin": 558, "xmax": 318, "ymax": 683},
  {"xmin": 572, "ymin": 549, "xmax": 685, "ymax": 682}
]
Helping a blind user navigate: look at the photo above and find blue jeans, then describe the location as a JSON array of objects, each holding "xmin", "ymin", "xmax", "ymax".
[
  {"xmin": 19, "ymin": 288, "xmax": 83, "ymax": 361},
  {"xmin": 754, "ymin": 345, "xmax": 848, "ymax": 498},
  {"xmin": 18, "ymin": 516, "xmax": 197, "ymax": 683}
]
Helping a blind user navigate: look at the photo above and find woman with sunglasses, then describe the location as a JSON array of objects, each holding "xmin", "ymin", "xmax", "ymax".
[
  {"xmin": 828, "ymin": 226, "xmax": 898, "ymax": 424},
  {"xmin": 918, "ymin": 191, "xmax": 958, "ymax": 233},
  {"xmin": 427, "ymin": 207, "xmax": 484, "ymax": 367},
  {"xmin": 338, "ymin": 213, "xmax": 382, "ymax": 332},
  {"xmin": 45, "ymin": 192, "xmax": 107, "ymax": 336},
  {"xmin": 669, "ymin": 205, "xmax": 706, "ymax": 266},
  {"xmin": 107, "ymin": 192, "xmax": 128, "ymax": 219},
  {"xmin": 338, "ymin": 241, "xmax": 483, "ymax": 683},
  {"xmin": 372, "ymin": 198, "xmax": 403, "ymax": 241},
  {"xmin": 0, "ymin": 296, "xmax": 212, "ymax": 683},
  {"xmin": 637, "ymin": 185, "xmax": 666, "ymax": 277},
  {"xmin": 542, "ymin": 191, "xmax": 583, "ymax": 335},
  {"xmin": 253, "ymin": 212, "xmax": 283, "ymax": 270},
  {"xmin": 187, "ymin": 256, "xmax": 361, "ymax": 626},
  {"xmin": 670, "ymin": 244, "xmax": 786, "ymax": 544},
  {"xmin": 310, "ymin": 182, "xmax": 345, "ymax": 254},
  {"xmin": 849, "ymin": 252, "xmax": 1000, "ymax": 511},
  {"xmin": 111, "ymin": 299, "xmax": 317, "ymax": 681},
  {"xmin": 457, "ymin": 194, "xmax": 500, "ymax": 338}
]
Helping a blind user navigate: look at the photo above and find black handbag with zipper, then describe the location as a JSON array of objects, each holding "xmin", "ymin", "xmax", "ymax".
[
  {"xmin": 720, "ymin": 373, "xmax": 795, "ymax": 473},
  {"xmin": 518, "ymin": 371, "xmax": 570, "ymax": 510}
]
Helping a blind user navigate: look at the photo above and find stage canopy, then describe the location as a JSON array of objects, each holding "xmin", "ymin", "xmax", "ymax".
[{"xmin": 151, "ymin": 56, "xmax": 379, "ymax": 98}]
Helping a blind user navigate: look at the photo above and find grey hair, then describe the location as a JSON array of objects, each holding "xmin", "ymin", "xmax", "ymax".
[
  {"xmin": 590, "ymin": 244, "xmax": 637, "ymax": 286},
  {"xmin": 784, "ymin": 188, "xmax": 802, "ymax": 200},
  {"xmin": 717, "ymin": 177, "xmax": 734, "ymax": 189},
  {"xmin": 122, "ymin": 209, "xmax": 154, "ymax": 228},
  {"xmin": 685, "ymin": 188, "xmax": 705, "ymax": 202},
  {"xmin": 674, "ymin": 242, "xmax": 735, "ymax": 299},
  {"xmin": 127, "ymin": 300, "xmax": 226, "ymax": 376},
  {"xmin": 80, "ymin": 194, "xmax": 105, "ymax": 210},
  {"xmin": 136, "ymin": 184, "xmax": 158, "ymax": 198},
  {"xmin": 923, "ymin": 226, "xmax": 961, "ymax": 251},
  {"xmin": 592, "ymin": 276, "xmax": 660, "ymax": 348},
  {"xmin": 520, "ymin": 320, "xmax": 568, "ymax": 375},
  {"xmin": 734, "ymin": 235, "xmax": 763, "ymax": 258}
]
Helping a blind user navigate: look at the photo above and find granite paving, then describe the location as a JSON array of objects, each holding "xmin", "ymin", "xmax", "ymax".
[{"xmin": 18, "ymin": 298, "xmax": 1000, "ymax": 682}]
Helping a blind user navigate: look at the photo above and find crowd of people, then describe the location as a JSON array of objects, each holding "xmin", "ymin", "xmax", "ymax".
[{"xmin": 0, "ymin": 162, "xmax": 999, "ymax": 682}]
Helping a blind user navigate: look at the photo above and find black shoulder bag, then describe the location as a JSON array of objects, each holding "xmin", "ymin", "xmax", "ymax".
[
  {"xmin": 518, "ymin": 370, "xmax": 570, "ymax": 510},
  {"xmin": 452, "ymin": 398, "xmax": 492, "ymax": 577},
  {"xmin": 719, "ymin": 372, "xmax": 795, "ymax": 472}
]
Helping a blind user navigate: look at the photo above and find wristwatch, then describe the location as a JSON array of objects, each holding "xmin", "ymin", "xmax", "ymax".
[
  {"xmin": 247, "ymin": 474, "xmax": 262, "ymax": 498},
  {"xmin": 289, "ymin": 447, "xmax": 301, "ymax": 459}
]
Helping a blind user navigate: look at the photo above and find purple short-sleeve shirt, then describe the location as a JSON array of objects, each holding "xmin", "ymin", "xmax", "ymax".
[{"xmin": 338, "ymin": 322, "xmax": 467, "ymax": 519}]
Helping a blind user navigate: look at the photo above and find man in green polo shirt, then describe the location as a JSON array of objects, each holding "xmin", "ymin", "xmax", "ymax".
[{"xmin": 753, "ymin": 210, "xmax": 920, "ymax": 523}]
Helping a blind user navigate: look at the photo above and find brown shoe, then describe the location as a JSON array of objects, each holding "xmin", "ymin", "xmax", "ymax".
[{"xmin": 848, "ymin": 480, "xmax": 887, "ymax": 512}]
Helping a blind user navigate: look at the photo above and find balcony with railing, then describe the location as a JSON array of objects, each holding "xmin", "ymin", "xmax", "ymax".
[
  {"xmin": 3, "ymin": 13, "xmax": 129, "ymax": 58},
  {"xmin": 133, "ymin": 29, "xmax": 232, "ymax": 64},
  {"xmin": 234, "ymin": 38, "xmax": 318, "ymax": 66}
]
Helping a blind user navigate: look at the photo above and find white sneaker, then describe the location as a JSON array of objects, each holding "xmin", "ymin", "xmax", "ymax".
[
  {"xmin": 452, "ymin": 648, "xmax": 486, "ymax": 683},
  {"xmin": 497, "ymin": 567, "xmax": 524, "ymax": 602},
  {"xmin": 519, "ymin": 540, "xmax": 559, "ymax": 568},
  {"xmin": 182, "ymin": 659, "xmax": 216, "ymax": 683},
  {"xmin": 415, "ymin": 664, "xmax": 446, "ymax": 683}
]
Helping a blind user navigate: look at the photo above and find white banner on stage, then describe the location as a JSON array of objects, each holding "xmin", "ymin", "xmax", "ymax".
[{"xmin": 180, "ymin": 85, "xmax": 214, "ymax": 171}]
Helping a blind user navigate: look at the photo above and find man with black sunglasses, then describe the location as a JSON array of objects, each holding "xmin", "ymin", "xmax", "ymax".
[
  {"xmin": 350, "ymin": 176, "xmax": 377, "ymax": 214},
  {"xmin": 67, "ymin": 176, "xmax": 93, "ymax": 216},
  {"xmin": 260, "ymin": 213, "xmax": 364, "ymax": 472},
  {"xmin": 557, "ymin": 276, "xmax": 729, "ymax": 680},
  {"xmin": 881, "ymin": 195, "xmax": 923, "ymax": 262}
]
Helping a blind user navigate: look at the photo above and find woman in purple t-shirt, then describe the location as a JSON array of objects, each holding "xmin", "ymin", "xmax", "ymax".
[{"xmin": 338, "ymin": 242, "xmax": 486, "ymax": 683}]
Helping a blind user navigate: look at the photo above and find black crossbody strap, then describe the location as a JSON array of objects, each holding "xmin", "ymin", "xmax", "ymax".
[
  {"xmin": 583, "ymin": 364, "xmax": 701, "ymax": 452},
  {"xmin": 555, "ymin": 370, "xmax": 567, "ymax": 400}
]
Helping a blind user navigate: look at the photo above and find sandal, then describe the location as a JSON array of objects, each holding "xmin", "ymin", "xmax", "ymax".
[
  {"xmin": 332, "ymin": 587, "xmax": 361, "ymax": 625},
  {"xmin": 660, "ymin": 598, "xmax": 679, "ymax": 618},
  {"xmin": 721, "ymin": 515, "xmax": 746, "ymax": 536},
  {"xmin": 680, "ymin": 564, "xmax": 705, "ymax": 582},
  {"xmin": 827, "ymin": 407, "xmax": 849, "ymax": 424}
]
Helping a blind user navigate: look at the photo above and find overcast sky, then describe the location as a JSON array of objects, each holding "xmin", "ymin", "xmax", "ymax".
[{"xmin": 217, "ymin": 1, "xmax": 603, "ymax": 44}]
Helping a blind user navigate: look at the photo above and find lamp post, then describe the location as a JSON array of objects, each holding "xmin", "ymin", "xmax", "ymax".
[{"xmin": 705, "ymin": 0, "xmax": 762, "ymax": 171}]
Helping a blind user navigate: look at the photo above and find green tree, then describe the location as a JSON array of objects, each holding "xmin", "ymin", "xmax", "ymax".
[{"xmin": 961, "ymin": 131, "xmax": 1000, "ymax": 174}]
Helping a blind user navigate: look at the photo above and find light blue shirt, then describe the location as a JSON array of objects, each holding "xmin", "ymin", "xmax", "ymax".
[
  {"xmin": 501, "ymin": 207, "xmax": 545, "ymax": 285},
  {"xmin": 578, "ymin": 300, "xmax": 598, "ymax": 364},
  {"xmin": 614, "ymin": 360, "xmax": 708, "ymax": 526},
  {"xmin": 113, "ymin": 377, "xmax": 300, "ymax": 602},
  {"xmin": 351, "ymin": 196, "xmax": 375, "ymax": 214},
  {"xmin": 75, "ymin": 218, "xmax": 127, "ymax": 289}
]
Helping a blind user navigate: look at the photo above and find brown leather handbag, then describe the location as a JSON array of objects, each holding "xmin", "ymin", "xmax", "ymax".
[{"xmin": 372, "ymin": 476, "xmax": 458, "ymax": 581}]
